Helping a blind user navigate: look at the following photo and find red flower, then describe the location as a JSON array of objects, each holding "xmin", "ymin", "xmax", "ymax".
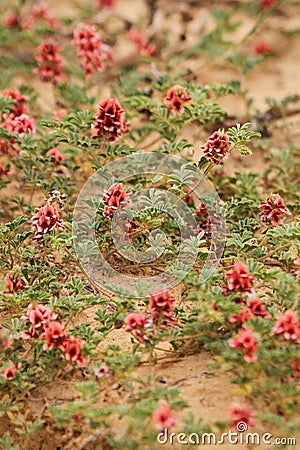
[
  {"xmin": 34, "ymin": 39, "xmax": 64, "ymax": 85},
  {"xmin": 0, "ymin": 163, "xmax": 12, "ymax": 176},
  {"xmin": 164, "ymin": 85, "xmax": 192, "ymax": 115},
  {"xmin": 53, "ymin": 109, "xmax": 67, "ymax": 120},
  {"xmin": 153, "ymin": 404, "xmax": 177, "ymax": 430},
  {"xmin": 96, "ymin": 0, "xmax": 117, "ymax": 8},
  {"xmin": 72, "ymin": 24, "xmax": 112, "ymax": 78},
  {"xmin": 40, "ymin": 321, "xmax": 66, "ymax": 350},
  {"xmin": 21, "ymin": 303, "xmax": 58, "ymax": 339},
  {"xmin": 229, "ymin": 307, "xmax": 254, "ymax": 324},
  {"xmin": 92, "ymin": 98, "xmax": 129, "ymax": 141},
  {"xmin": 124, "ymin": 313, "xmax": 148, "ymax": 343},
  {"xmin": 0, "ymin": 91, "xmax": 33, "ymax": 155},
  {"xmin": 3, "ymin": 274, "xmax": 26, "ymax": 294},
  {"xmin": 260, "ymin": 193, "xmax": 290, "ymax": 226},
  {"xmin": 102, "ymin": 183, "xmax": 130, "ymax": 218},
  {"xmin": 203, "ymin": 131, "xmax": 230, "ymax": 165},
  {"xmin": 31, "ymin": 202, "xmax": 64, "ymax": 240},
  {"xmin": 62, "ymin": 336, "xmax": 86, "ymax": 367},
  {"xmin": 2, "ymin": 89, "xmax": 28, "ymax": 119},
  {"xmin": 291, "ymin": 359, "xmax": 300, "ymax": 377},
  {"xmin": 194, "ymin": 202, "xmax": 214, "ymax": 233},
  {"xmin": 127, "ymin": 28, "xmax": 157, "ymax": 56},
  {"xmin": 260, "ymin": 0, "xmax": 276, "ymax": 10},
  {"xmin": 149, "ymin": 290, "xmax": 176, "ymax": 326},
  {"xmin": 30, "ymin": 3, "xmax": 60, "ymax": 29},
  {"xmin": 1, "ymin": 360, "xmax": 22, "ymax": 381},
  {"xmin": 211, "ymin": 301, "xmax": 221, "ymax": 312},
  {"xmin": 46, "ymin": 148, "xmax": 64, "ymax": 163},
  {"xmin": 252, "ymin": 41, "xmax": 272, "ymax": 56},
  {"xmin": 228, "ymin": 326, "xmax": 258, "ymax": 362},
  {"xmin": 3, "ymin": 114, "xmax": 35, "ymax": 136},
  {"xmin": 229, "ymin": 298, "xmax": 271, "ymax": 324},
  {"xmin": 94, "ymin": 365, "xmax": 112, "ymax": 379},
  {"xmin": 120, "ymin": 218, "xmax": 139, "ymax": 242},
  {"xmin": 5, "ymin": 11, "xmax": 30, "ymax": 30},
  {"xmin": 229, "ymin": 403, "xmax": 256, "ymax": 429},
  {"xmin": 271, "ymin": 310, "xmax": 300, "ymax": 343},
  {"xmin": 125, "ymin": 313, "xmax": 148, "ymax": 330},
  {"xmin": 226, "ymin": 261, "xmax": 255, "ymax": 294},
  {"xmin": 247, "ymin": 298, "xmax": 271, "ymax": 319}
]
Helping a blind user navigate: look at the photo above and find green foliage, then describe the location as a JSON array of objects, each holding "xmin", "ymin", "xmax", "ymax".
[{"xmin": 227, "ymin": 123, "xmax": 261, "ymax": 156}]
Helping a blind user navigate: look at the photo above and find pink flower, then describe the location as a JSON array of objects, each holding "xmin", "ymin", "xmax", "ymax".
[
  {"xmin": 0, "ymin": 90, "xmax": 33, "ymax": 154},
  {"xmin": 0, "ymin": 163, "xmax": 12, "ymax": 175},
  {"xmin": 1, "ymin": 360, "xmax": 22, "ymax": 381},
  {"xmin": 127, "ymin": 28, "xmax": 157, "ymax": 56},
  {"xmin": 0, "ymin": 113, "xmax": 35, "ymax": 155},
  {"xmin": 46, "ymin": 148, "xmax": 64, "ymax": 163},
  {"xmin": 229, "ymin": 403, "xmax": 256, "ymax": 429},
  {"xmin": 2, "ymin": 114, "xmax": 35, "ymax": 136},
  {"xmin": 229, "ymin": 299, "xmax": 271, "ymax": 324},
  {"xmin": 96, "ymin": 0, "xmax": 117, "ymax": 8},
  {"xmin": 226, "ymin": 261, "xmax": 255, "ymax": 294},
  {"xmin": 271, "ymin": 310, "xmax": 300, "ymax": 343},
  {"xmin": 211, "ymin": 301, "xmax": 221, "ymax": 312},
  {"xmin": 34, "ymin": 39, "xmax": 64, "ymax": 85},
  {"xmin": 149, "ymin": 290, "xmax": 176, "ymax": 326},
  {"xmin": 72, "ymin": 24, "xmax": 112, "ymax": 78},
  {"xmin": 5, "ymin": 11, "xmax": 30, "ymax": 30},
  {"xmin": 92, "ymin": 98, "xmax": 129, "ymax": 141},
  {"xmin": 40, "ymin": 321, "xmax": 66, "ymax": 350},
  {"xmin": 124, "ymin": 313, "xmax": 148, "ymax": 343},
  {"xmin": 120, "ymin": 219, "xmax": 139, "ymax": 242},
  {"xmin": 125, "ymin": 313, "xmax": 148, "ymax": 330},
  {"xmin": 3, "ymin": 274, "xmax": 27, "ymax": 294},
  {"xmin": 21, "ymin": 303, "xmax": 58, "ymax": 339},
  {"xmin": 62, "ymin": 336, "xmax": 86, "ymax": 367},
  {"xmin": 252, "ymin": 41, "xmax": 272, "ymax": 56},
  {"xmin": 229, "ymin": 326, "xmax": 258, "ymax": 362},
  {"xmin": 153, "ymin": 404, "xmax": 177, "ymax": 430},
  {"xmin": 2, "ymin": 89, "xmax": 28, "ymax": 119},
  {"xmin": 164, "ymin": 85, "xmax": 192, "ymax": 115},
  {"xmin": 94, "ymin": 365, "xmax": 112, "ymax": 379},
  {"xmin": 247, "ymin": 298, "xmax": 271, "ymax": 319},
  {"xmin": 229, "ymin": 307, "xmax": 254, "ymax": 324},
  {"xmin": 102, "ymin": 183, "xmax": 130, "ymax": 218},
  {"xmin": 260, "ymin": 193, "xmax": 290, "ymax": 226},
  {"xmin": 203, "ymin": 131, "xmax": 230, "ymax": 165},
  {"xmin": 30, "ymin": 3, "xmax": 61, "ymax": 29},
  {"xmin": 31, "ymin": 202, "xmax": 64, "ymax": 240},
  {"xmin": 53, "ymin": 109, "xmax": 67, "ymax": 120}
]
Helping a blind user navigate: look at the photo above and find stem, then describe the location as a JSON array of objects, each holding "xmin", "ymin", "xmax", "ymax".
[
  {"xmin": 238, "ymin": 0, "xmax": 284, "ymax": 47},
  {"xmin": 65, "ymin": 247, "xmax": 113, "ymax": 298},
  {"xmin": 203, "ymin": 162, "xmax": 214, "ymax": 176},
  {"xmin": 256, "ymin": 244, "xmax": 290, "ymax": 261},
  {"xmin": 138, "ymin": 135, "xmax": 162, "ymax": 151}
]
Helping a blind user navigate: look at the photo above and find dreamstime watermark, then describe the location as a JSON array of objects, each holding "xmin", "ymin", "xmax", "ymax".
[
  {"xmin": 72, "ymin": 152, "xmax": 226, "ymax": 298},
  {"xmin": 157, "ymin": 422, "xmax": 297, "ymax": 446}
]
